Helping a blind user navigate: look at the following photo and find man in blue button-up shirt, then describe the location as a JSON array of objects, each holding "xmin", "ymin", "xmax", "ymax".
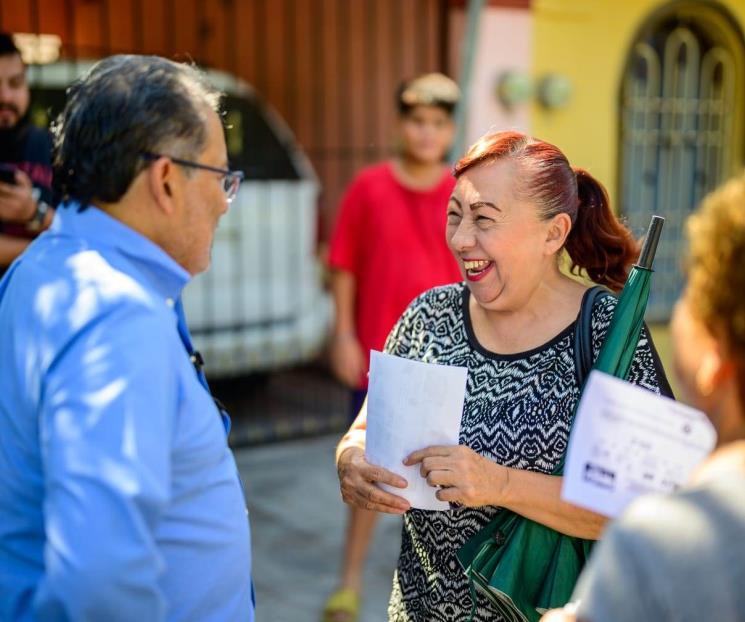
[{"xmin": 0, "ymin": 55, "xmax": 254, "ymax": 621}]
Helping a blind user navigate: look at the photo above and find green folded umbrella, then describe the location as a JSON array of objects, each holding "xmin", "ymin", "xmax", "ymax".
[
  {"xmin": 457, "ymin": 216, "xmax": 665, "ymax": 622},
  {"xmin": 592, "ymin": 216, "xmax": 664, "ymax": 380}
]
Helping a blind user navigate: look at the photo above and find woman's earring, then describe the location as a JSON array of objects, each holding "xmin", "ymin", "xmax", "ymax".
[{"xmin": 695, "ymin": 363, "xmax": 715, "ymax": 398}]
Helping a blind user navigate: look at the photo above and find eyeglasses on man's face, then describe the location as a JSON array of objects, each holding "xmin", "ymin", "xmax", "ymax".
[{"xmin": 142, "ymin": 152, "xmax": 245, "ymax": 203}]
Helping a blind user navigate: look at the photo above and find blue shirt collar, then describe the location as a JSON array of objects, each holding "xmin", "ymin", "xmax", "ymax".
[{"xmin": 52, "ymin": 202, "xmax": 191, "ymax": 301}]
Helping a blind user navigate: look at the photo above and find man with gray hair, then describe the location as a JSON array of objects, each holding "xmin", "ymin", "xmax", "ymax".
[{"xmin": 0, "ymin": 55, "xmax": 253, "ymax": 621}]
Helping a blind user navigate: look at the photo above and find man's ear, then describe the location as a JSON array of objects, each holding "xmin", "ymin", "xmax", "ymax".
[
  {"xmin": 545, "ymin": 212, "xmax": 572, "ymax": 256},
  {"xmin": 147, "ymin": 156, "xmax": 178, "ymax": 215}
]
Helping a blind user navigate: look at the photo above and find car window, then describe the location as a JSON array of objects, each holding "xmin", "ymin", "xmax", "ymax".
[
  {"xmin": 29, "ymin": 87, "xmax": 300, "ymax": 181},
  {"xmin": 222, "ymin": 94, "xmax": 299, "ymax": 180}
]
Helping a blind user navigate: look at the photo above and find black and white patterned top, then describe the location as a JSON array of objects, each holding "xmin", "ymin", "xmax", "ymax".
[{"xmin": 384, "ymin": 282, "xmax": 671, "ymax": 622}]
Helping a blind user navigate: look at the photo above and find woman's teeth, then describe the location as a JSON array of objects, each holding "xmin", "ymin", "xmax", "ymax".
[{"xmin": 464, "ymin": 260, "xmax": 491, "ymax": 274}]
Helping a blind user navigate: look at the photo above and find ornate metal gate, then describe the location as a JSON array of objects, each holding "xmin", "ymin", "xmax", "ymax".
[{"xmin": 619, "ymin": 2, "xmax": 744, "ymax": 320}]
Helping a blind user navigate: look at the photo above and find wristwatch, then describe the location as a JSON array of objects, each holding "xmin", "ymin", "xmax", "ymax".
[{"xmin": 26, "ymin": 188, "xmax": 51, "ymax": 232}]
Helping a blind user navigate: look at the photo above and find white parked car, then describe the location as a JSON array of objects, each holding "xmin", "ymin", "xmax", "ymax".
[{"xmin": 28, "ymin": 62, "xmax": 332, "ymax": 377}]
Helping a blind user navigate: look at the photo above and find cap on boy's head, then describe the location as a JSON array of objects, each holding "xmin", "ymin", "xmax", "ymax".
[
  {"xmin": 0, "ymin": 33, "xmax": 21, "ymax": 58},
  {"xmin": 397, "ymin": 73, "xmax": 460, "ymax": 116}
]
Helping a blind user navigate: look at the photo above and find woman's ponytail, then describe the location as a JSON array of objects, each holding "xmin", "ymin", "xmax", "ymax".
[
  {"xmin": 452, "ymin": 132, "xmax": 639, "ymax": 293},
  {"xmin": 565, "ymin": 167, "xmax": 639, "ymax": 293}
]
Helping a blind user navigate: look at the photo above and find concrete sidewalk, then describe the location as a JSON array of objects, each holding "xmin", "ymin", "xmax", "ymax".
[{"xmin": 235, "ymin": 435, "xmax": 401, "ymax": 622}]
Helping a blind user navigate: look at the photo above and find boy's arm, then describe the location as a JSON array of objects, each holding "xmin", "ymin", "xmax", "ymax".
[{"xmin": 329, "ymin": 269, "xmax": 366, "ymax": 388}]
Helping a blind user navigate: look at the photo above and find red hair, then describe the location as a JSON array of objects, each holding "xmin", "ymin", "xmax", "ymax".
[{"xmin": 453, "ymin": 131, "xmax": 639, "ymax": 292}]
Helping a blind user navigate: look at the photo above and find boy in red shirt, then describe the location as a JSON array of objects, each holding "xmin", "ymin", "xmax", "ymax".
[{"xmin": 324, "ymin": 73, "xmax": 462, "ymax": 622}]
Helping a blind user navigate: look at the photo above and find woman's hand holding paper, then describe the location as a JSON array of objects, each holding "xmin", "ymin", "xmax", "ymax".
[
  {"xmin": 337, "ymin": 447, "xmax": 411, "ymax": 514},
  {"xmin": 405, "ymin": 445, "xmax": 507, "ymax": 508}
]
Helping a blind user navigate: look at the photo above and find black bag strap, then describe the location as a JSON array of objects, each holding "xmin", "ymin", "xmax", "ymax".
[{"xmin": 573, "ymin": 285, "xmax": 613, "ymax": 389}]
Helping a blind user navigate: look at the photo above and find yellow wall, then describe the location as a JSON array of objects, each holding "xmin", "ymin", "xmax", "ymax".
[
  {"xmin": 529, "ymin": 0, "xmax": 745, "ymax": 203},
  {"xmin": 529, "ymin": 0, "xmax": 745, "ymax": 383}
]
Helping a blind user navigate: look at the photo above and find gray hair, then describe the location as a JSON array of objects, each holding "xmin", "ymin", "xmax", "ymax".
[{"xmin": 52, "ymin": 54, "xmax": 221, "ymax": 206}]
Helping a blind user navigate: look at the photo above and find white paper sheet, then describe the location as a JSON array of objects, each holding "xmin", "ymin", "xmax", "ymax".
[
  {"xmin": 562, "ymin": 370, "xmax": 716, "ymax": 518},
  {"xmin": 365, "ymin": 351, "xmax": 468, "ymax": 511}
]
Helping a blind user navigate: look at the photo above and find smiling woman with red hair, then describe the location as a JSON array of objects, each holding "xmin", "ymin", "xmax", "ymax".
[
  {"xmin": 335, "ymin": 130, "xmax": 672, "ymax": 621},
  {"xmin": 452, "ymin": 131, "xmax": 640, "ymax": 293}
]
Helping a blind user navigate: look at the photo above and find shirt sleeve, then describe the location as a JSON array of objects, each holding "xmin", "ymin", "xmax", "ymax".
[
  {"xmin": 572, "ymin": 527, "xmax": 654, "ymax": 621},
  {"xmin": 383, "ymin": 291, "xmax": 430, "ymax": 358},
  {"xmin": 328, "ymin": 176, "xmax": 367, "ymax": 275},
  {"xmin": 32, "ymin": 304, "xmax": 178, "ymax": 621},
  {"xmin": 572, "ymin": 497, "xmax": 676, "ymax": 622}
]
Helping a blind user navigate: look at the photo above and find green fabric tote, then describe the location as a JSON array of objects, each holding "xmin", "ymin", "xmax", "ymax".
[
  {"xmin": 457, "ymin": 512, "xmax": 593, "ymax": 622},
  {"xmin": 456, "ymin": 286, "xmax": 608, "ymax": 622}
]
